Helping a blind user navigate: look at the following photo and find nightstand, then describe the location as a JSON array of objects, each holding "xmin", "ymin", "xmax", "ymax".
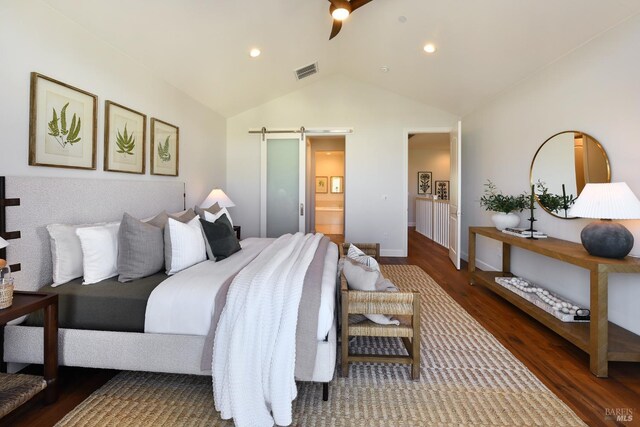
[
  {"xmin": 233, "ymin": 225, "xmax": 241, "ymax": 240},
  {"xmin": 0, "ymin": 291, "xmax": 58, "ymax": 404}
]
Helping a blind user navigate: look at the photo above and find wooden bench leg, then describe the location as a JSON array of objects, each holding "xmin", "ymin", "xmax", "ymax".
[
  {"xmin": 412, "ymin": 294, "xmax": 421, "ymax": 380},
  {"xmin": 341, "ymin": 290, "xmax": 350, "ymax": 378}
]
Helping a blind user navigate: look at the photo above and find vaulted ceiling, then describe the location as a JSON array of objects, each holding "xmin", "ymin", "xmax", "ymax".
[{"xmin": 45, "ymin": 0, "xmax": 640, "ymax": 118}]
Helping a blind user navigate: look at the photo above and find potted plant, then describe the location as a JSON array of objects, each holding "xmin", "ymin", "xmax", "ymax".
[{"xmin": 480, "ymin": 180, "xmax": 528, "ymax": 230}]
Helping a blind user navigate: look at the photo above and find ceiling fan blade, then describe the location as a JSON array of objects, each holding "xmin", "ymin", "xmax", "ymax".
[
  {"xmin": 329, "ymin": 20, "xmax": 342, "ymax": 40},
  {"xmin": 350, "ymin": 0, "xmax": 373, "ymax": 11}
]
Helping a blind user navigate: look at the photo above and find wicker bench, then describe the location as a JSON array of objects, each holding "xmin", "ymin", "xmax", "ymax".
[{"xmin": 339, "ymin": 243, "xmax": 421, "ymax": 380}]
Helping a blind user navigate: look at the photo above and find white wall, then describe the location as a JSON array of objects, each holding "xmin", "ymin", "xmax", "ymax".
[
  {"xmin": 227, "ymin": 75, "xmax": 457, "ymax": 255},
  {"xmin": 462, "ymin": 15, "xmax": 640, "ymax": 334},
  {"xmin": 0, "ymin": 0, "xmax": 226, "ymax": 208},
  {"xmin": 408, "ymin": 134, "xmax": 450, "ymax": 224}
]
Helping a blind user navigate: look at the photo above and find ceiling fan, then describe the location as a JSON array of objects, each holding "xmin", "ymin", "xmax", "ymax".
[{"xmin": 328, "ymin": 0, "xmax": 373, "ymax": 40}]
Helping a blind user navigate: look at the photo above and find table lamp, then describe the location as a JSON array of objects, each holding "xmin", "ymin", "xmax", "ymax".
[
  {"xmin": 200, "ymin": 189, "xmax": 235, "ymax": 209},
  {"xmin": 568, "ymin": 182, "xmax": 640, "ymax": 258}
]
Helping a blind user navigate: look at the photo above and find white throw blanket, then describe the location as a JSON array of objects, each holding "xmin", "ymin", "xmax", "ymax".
[{"xmin": 212, "ymin": 233, "xmax": 323, "ymax": 427}]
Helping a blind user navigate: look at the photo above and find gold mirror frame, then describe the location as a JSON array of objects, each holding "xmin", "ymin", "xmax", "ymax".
[{"xmin": 530, "ymin": 130, "xmax": 611, "ymax": 219}]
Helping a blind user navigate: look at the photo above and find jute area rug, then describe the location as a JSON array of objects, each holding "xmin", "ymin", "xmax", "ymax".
[{"xmin": 57, "ymin": 265, "xmax": 585, "ymax": 426}]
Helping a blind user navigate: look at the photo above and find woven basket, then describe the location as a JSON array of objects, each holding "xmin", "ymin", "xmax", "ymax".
[{"xmin": 0, "ymin": 278, "xmax": 14, "ymax": 309}]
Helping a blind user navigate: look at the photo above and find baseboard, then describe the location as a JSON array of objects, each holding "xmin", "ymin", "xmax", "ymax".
[
  {"xmin": 461, "ymin": 250, "xmax": 499, "ymax": 271},
  {"xmin": 381, "ymin": 249, "xmax": 405, "ymax": 257},
  {"xmin": 408, "ymin": 222, "xmax": 416, "ymax": 227}
]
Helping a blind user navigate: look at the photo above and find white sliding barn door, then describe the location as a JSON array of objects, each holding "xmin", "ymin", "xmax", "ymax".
[
  {"xmin": 448, "ymin": 121, "xmax": 462, "ymax": 269},
  {"xmin": 260, "ymin": 133, "xmax": 306, "ymax": 237}
]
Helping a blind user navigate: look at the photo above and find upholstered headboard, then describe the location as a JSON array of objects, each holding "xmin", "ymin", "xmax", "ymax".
[{"xmin": 4, "ymin": 176, "xmax": 185, "ymax": 291}]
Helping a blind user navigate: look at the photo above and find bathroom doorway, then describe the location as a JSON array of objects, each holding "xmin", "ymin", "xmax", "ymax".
[{"xmin": 306, "ymin": 136, "xmax": 345, "ymax": 242}]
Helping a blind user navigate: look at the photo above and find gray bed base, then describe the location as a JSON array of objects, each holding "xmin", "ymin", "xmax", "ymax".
[{"xmin": 2, "ymin": 176, "xmax": 336, "ymax": 397}]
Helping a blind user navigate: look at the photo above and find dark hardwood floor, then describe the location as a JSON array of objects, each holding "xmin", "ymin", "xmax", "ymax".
[
  {"xmin": 381, "ymin": 228, "xmax": 640, "ymax": 427},
  {"xmin": 2, "ymin": 228, "xmax": 639, "ymax": 426}
]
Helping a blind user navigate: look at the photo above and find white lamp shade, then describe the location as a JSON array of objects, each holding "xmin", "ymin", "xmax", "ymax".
[
  {"xmin": 200, "ymin": 189, "xmax": 235, "ymax": 209},
  {"xmin": 568, "ymin": 182, "xmax": 640, "ymax": 219},
  {"xmin": 0, "ymin": 236, "xmax": 8, "ymax": 250}
]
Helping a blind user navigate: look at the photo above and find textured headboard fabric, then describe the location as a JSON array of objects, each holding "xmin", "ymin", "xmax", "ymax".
[{"xmin": 5, "ymin": 176, "xmax": 185, "ymax": 291}]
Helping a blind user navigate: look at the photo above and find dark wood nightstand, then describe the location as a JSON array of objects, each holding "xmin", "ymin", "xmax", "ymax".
[
  {"xmin": 233, "ymin": 225, "xmax": 241, "ymax": 240},
  {"xmin": 0, "ymin": 291, "xmax": 58, "ymax": 404}
]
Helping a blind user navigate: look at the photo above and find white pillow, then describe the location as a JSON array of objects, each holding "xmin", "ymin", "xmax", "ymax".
[
  {"xmin": 75, "ymin": 222, "xmax": 120, "ymax": 285},
  {"xmin": 348, "ymin": 244, "xmax": 380, "ymax": 272},
  {"xmin": 343, "ymin": 258, "xmax": 400, "ymax": 326},
  {"xmin": 202, "ymin": 207, "xmax": 233, "ymax": 227},
  {"xmin": 47, "ymin": 222, "xmax": 111, "ymax": 286},
  {"xmin": 164, "ymin": 217, "xmax": 207, "ymax": 275}
]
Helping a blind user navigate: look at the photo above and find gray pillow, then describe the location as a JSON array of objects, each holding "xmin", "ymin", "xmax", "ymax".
[
  {"xmin": 169, "ymin": 208, "xmax": 197, "ymax": 223},
  {"xmin": 194, "ymin": 202, "xmax": 221, "ymax": 218},
  {"xmin": 146, "ymin": 211, "xmax": 169, "ymax": 228},
  {"xmin": 117, "ymin": 213, "xmax": 164, "ymax": 283}
]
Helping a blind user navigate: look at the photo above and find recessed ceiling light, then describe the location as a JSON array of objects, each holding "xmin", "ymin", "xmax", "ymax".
[
  {"xmin": 423, "ymin": 43, "xmax": 436, "ymax": 54},
  {"xmin": 249, "ymin": 48, "xmax": 261, "ymax": 58},
  {"xmin": 380, "ymin": 66, "xmax": 390, "ymax": 73},
  {"xmin": 398, "ymin": 16, "xmax": 407, "ymax": 23}
]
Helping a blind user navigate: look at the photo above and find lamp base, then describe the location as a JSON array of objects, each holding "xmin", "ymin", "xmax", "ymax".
[{"xmin": 580, "ymin": 220, "xmax": 634, "ymax": 259}]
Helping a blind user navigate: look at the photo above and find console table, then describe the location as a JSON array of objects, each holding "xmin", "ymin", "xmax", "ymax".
[{"xmin": 468, "ymin": 226, "xmax": 640, "ymax": 377}]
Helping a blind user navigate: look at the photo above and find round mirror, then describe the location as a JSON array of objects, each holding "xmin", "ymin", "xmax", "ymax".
[{"xmin": 530, "ymin": 131, "xmax": 610, "ymax": 219}]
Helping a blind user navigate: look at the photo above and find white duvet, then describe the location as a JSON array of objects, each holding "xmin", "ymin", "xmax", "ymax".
[
  {"xmin": 145, "ymin": 238, "xmax": 272, "ymax": 335},
  {"xmin": 144, "ymin": 237, "xmax": 337, "ymax": 340}
]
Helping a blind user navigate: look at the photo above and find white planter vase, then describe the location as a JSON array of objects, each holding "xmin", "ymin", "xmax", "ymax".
[{"xmin": 491, "ymin": 212, "xmax": 520, "ymax": 230}]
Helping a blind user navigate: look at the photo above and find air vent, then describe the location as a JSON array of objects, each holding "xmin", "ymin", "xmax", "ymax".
[{"xmin": 294, "ymin": 62, "xmax": 319, "ymax": 80}]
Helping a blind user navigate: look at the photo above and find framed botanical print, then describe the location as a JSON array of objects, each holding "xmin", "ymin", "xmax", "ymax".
[
  {"xmin": 330, "ymin": 176, "xmax": 343, "ymax": 193},
  {"xmin": 435, "ymin": 180, "xmax": 450, "ymax": 200},
  {"xmin": 150, "ymin": 118, "xmax": 179, "ymax": 176},
  {"xmin": 417, "ymin": 171, "xmax": 432, "ymax": 195},
  {"xmin": 104, "ymin": 101, "xmax": 146, "ymax": 174},
  {"xmin": 315, "ymin": 176, "xmax": 328, "ymax": 193},
  {"xmin": 29, "ymin": 72, "xmax": 97, "ymax": 170}
]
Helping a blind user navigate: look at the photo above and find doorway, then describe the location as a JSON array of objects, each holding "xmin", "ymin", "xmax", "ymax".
[
  {"xmin": 404, "ymin": 123, "xmax": 461, "ymax": 269},
  {"xmin": 307, "ymin": 136, "xmax": 346, "ymax": 242}
]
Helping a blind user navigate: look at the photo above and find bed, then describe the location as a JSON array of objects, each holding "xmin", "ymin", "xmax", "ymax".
[{"xmin": 1, "ymin": 176, "xmax": 339, "ymax": 413}]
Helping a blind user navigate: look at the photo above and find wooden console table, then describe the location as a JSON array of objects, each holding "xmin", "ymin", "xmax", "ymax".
[{"xmin": 468, "ymin": 226, "xmax": 640, "ymax": 377}]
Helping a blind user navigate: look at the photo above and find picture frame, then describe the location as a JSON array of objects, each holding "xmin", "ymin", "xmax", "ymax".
[
  {"xmin": 417, "ymin": 171, "xmax": 432, "ymax": 195},
  {"xmin": 330, "ymin": 176, "xmax": 344, "ymax": 194},
  {"xmin": 435, "ymin": 180, "xmax": 450, "ymax": 200},
  {"xmin": 29, "ymin": 72, "xmax": 97, "ymax": 170},
  {"xmin": 104, "ymin": 101, "xmax": 146, "ymax": 174},
  {"xmin": 315, "ymin": 176, "xmax": 328, "ymax": 193},
  {"xmin": 150, "ymin": 118, "xmax": 179, "ymax": 176}
]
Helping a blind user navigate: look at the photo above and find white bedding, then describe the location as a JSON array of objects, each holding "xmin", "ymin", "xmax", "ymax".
[
  {"xmin": 213, "ymin": 233, "xmax": 323, "ymax": 427},
  {"xmin": 145, "ymin": 238, "xmax": 272, "ymax": 335},
  {"xmin": 145, "ymin": 237, "xmax": 337, "ymax": 340}
]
